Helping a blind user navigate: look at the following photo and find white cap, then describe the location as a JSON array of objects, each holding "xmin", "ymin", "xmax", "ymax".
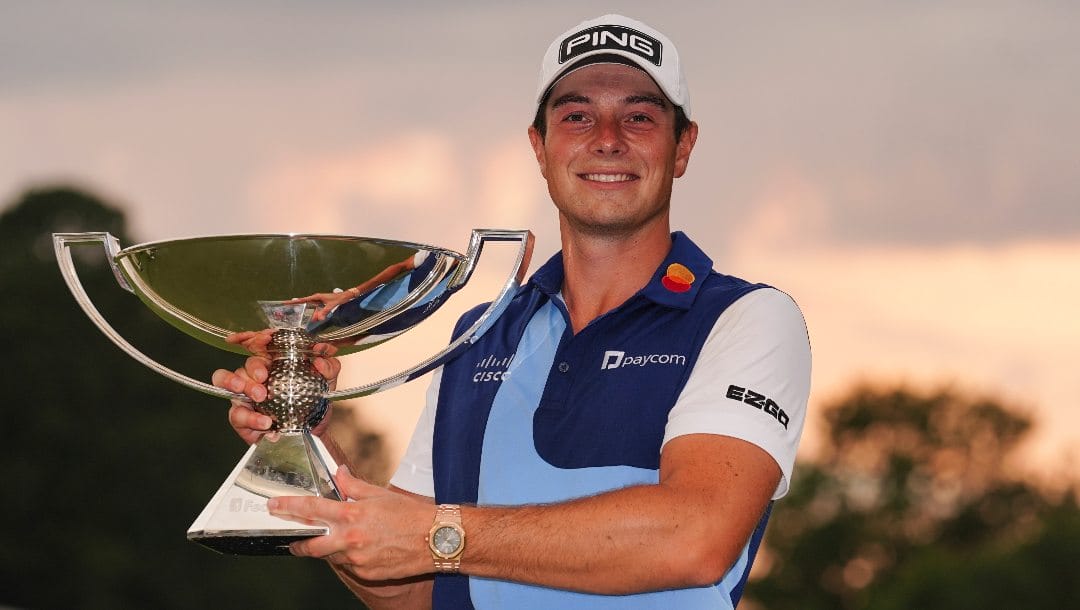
[{"xmin": 536, "ymin": 14, "xmax": 691, "ymax": 118}]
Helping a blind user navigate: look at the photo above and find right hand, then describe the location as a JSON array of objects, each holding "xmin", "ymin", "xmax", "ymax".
[{"xmin": 212, "ymin": 333, "xmax": 342, "ymax": 444}]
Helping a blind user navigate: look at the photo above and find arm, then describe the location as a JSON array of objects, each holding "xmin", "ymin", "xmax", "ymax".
[
  {"xmin": 271, "ymin": 434, "xmax": 778, "ymax": 593},
  {"xmin": 464, "ymin": 434, "xmax": 778, "ymax": 592}
]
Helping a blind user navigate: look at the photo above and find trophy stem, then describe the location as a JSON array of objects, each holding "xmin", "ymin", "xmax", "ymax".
[{"xmin": 260, "ymin": 329, "xmax": 329, "ymax": 432}]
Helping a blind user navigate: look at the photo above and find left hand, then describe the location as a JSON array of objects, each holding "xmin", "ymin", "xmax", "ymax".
[{"xmin": 268, "ymin": 466, "xmax": 435, "ymax": 581}]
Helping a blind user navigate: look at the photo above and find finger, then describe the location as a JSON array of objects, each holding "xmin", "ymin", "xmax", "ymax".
[
  {"xmin": 228, "ymin": 402, "xmax": 273, "ymax": 432},
  {"xmin": 313, "ymin": 342, "xmax": 339, "ymax": 357},
  {"xmin": 243, "ymin": 356, "xmax": 270, "ymax": 384},
  {"xmin": 229, "ymin": 366, "xmax": 267, "ymax": 402},
  {"xmin": 268, "ymin": 495, "xmax": 343, "ymax": 525},
  {"xmin": 333, "ymin": 465, "xmax": 379, "ymax": 500},
  {"xmin": 212, "ymin": 368, "xmax": 251, "ymax": 395},
  {"xmin": 225, "ymin": 331, "xmax": 258, "ymax": 345},
  {"xmin": 290, "ymin": 532, "xmax": 346, "ymax": 559},
  {"xmin": 312, "ymin": 356, "xmax": 342, "ymax": 382}
]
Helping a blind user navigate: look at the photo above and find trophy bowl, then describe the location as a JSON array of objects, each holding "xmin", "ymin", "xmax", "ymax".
[{"xmin": 55, "ymin": 229, "xmax": 533, "ymax": 555}]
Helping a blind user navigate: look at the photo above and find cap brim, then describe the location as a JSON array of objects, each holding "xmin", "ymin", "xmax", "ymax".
[{"xmin": 537, "ymin": 53, "xmax": 651, "ymax": 107}]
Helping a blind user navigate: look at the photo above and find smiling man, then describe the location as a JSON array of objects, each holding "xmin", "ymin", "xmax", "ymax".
[{"xmin": 216, "ymin": 14, "xmax": 811, "ymax": 609}]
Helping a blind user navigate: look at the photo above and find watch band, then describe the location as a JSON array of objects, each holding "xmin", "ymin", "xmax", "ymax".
[{"xmin": 428, "ymin": 504, "xmax": 464, "ymax": 573}]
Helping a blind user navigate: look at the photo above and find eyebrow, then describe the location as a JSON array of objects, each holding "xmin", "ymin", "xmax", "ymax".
[
  {"xmin": 550, "ymin": 94, "xmax": 590, "ymax": 109},
  {"xmin": 549, "ymin": 93, "xmax": 669, "ymax": 110},
  {"xmin": 625, "ymin": 94, "xmax": 668, "ymax": 109}
]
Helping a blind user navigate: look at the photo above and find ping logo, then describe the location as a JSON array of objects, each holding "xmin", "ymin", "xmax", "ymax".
[
  {"xmin": 559, "ymin": 25, "xmax": 663, "ymax": 66},
  {"xmin": 727, "ymin": 384, "xmax": 790, "ymax": 429},
  {"xmin": 601, "ymin": 350, "xmax": 687, "ymax": 370},
  {"xmin": 661, "ymin": 263, "xmax": 695, "ymax": 293}
]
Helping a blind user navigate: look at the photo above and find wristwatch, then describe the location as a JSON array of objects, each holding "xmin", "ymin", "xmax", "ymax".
[{"xmin": 427, "ymin": 504, "xmax": 465, "ymax": 573}]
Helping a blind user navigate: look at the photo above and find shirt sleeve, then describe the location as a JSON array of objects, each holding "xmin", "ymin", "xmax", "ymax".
[
  {"xmin": 388, "ymin": 367, "xmax": 441, "ymax": 498},
  {"xmin": 662, "ymin": 287, "xmax": 811, "ymax": 499}
]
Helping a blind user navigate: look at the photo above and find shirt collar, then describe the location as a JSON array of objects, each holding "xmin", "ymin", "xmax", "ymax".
[{"xmin": 527, "ymin": 232, "xmax": 713, "ymax": 310}]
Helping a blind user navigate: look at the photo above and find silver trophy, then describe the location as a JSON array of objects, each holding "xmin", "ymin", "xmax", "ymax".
[{"xmin": 54, "ymin": 230, "xmax": 533, "ymax": 555}]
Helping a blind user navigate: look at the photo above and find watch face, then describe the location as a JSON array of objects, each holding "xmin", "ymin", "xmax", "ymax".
[{"xmin": 432, "ymin": 525, "xmax": 462, "ymax": 556}]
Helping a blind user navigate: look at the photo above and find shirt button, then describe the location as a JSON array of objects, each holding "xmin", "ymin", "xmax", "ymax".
[{"xmin": 557, "ymin": 361, "xmax": 570, "ymax": 373}]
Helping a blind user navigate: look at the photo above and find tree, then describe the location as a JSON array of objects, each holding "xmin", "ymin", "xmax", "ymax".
[
  {"xmin": 745, "ymin": 385, "xmax": 1080, "ymax": 609},
  {"xmin": 0, "ymin": 186, "xmax": 385, "ymax": 608}
]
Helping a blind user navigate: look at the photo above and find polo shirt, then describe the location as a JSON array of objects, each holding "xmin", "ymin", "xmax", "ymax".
[{"xmin": 391, "ymin": 232, "xmax": 811, "ymax": 609}]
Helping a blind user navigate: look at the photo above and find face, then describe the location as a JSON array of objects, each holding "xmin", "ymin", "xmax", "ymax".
[{"xmin": 529, "ymin": 63, "xmax": 697, "ymax": 238}]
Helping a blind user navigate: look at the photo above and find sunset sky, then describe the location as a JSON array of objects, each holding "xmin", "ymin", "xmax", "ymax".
[{"xmin": 4, "ymin": 1, "xmax": 1077, "ymax": 478}]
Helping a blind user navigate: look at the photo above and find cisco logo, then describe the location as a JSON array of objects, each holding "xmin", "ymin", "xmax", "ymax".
[
  {"xmin": 472, "ymin": 353, "xmax": 513, "ymax": 383},
  {"xmin": 600, "ymin": 350, "xmax": 687, "ymax": 370}
]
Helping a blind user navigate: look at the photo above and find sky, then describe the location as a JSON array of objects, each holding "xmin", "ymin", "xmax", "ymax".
[{"xmin": 3, "ymin": 1, "xmax": 1078, "ymax": 479}]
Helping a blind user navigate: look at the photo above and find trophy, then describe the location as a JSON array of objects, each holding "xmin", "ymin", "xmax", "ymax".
[{"xmin": 54, "ymin": 230, "xmax": 533, "ymax": 555}]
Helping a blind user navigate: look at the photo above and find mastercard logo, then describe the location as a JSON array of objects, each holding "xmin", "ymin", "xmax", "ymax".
[{"xmin": 661, "ymin": 263, "xmax": 695, "ymax": 293}]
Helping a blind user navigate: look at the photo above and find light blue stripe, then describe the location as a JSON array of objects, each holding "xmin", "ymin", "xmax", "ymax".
[{"xmin": 471, "ymin": 301, "xmax": 733, "ymax": 609}]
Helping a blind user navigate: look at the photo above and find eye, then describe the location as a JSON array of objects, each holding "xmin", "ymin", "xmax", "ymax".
[
  {"xmin": 563, "ymin": 112, "xmax": 588, "ymax": 123},
  {"xmin": 627, "ymin": 113, "xmax": 653, "ymax": 124}
]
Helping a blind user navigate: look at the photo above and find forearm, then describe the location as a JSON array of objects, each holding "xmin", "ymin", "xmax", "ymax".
[
  {"xmin": 461, "ymin": 484, "xmax": 744, "ymax": 594},
  {"xmin": 459, "ymin": 435, "xmax": 778, "ymax": 594}
]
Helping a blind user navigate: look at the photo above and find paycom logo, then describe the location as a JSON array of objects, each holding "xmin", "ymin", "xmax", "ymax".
[{"xmin": 601, "ymin": 350, "xmax": 687, "ymax": 370}]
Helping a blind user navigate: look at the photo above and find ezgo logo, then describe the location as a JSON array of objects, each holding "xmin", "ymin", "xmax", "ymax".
[{"xmin": 601, "ymin": 350, "xmax": 687, "ymax": 370}]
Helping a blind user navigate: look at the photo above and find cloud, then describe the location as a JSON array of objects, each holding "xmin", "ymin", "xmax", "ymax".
[
  {"xmin": 248, "ymin": 131, "xmax": 462, "ymax": 235},
  {"xmin": 726, "ymin": 236, "xmax": 1080, "ymax": 474}
]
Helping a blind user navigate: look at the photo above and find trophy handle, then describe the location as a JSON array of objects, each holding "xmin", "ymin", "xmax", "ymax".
[
  {"xmin": 55, "ymin": 229, "xmax": 534, "ymax": 403},
  {"xmin": 324, "ymin": 228, "xmax": 534, "ymax": 400},
  {"xmin": 54, "ymin": 232, "xmax": 242, "ymax": 401}
]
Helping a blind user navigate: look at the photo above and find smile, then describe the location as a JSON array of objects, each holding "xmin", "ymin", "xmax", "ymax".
[{"xmin": 580, "ymin": 173, "xmax": 638, "ymax": 183}]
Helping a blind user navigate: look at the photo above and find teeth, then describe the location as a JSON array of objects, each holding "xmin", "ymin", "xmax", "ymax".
[{"xmin": 583, "ymin": 173, "xmax": 635, "ymax": 183}]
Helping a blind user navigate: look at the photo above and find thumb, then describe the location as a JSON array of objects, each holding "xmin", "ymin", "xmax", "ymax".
[{"xmin": 334, "ymin": 464, "xmax": 374, "ymax": 499}]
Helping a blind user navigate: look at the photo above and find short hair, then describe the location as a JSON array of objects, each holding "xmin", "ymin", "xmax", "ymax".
[{"xmin": 531, "ymin": 92, "xmax": 692, "ymax": 142}]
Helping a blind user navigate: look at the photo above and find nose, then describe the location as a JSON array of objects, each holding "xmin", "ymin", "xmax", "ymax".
[{"xmin": 591, "ymin": 117, "xmax": 625, "ymax": 156}]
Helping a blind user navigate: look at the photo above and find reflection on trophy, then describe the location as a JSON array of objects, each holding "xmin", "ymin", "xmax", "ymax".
[{"xmin": 54, "ymin": 230, "xmax": 533, "ymax": 555}]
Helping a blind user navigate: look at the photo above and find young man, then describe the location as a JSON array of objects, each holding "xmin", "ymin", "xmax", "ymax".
[{"xmin": 215, "ymin": 14, "xmax": 810, "ymax": 609}]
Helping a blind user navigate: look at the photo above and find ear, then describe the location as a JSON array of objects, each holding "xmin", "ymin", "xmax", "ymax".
[
  {"xmin": 673, "ymin": 121, "xmax": 699, "ymax": 179},
  {"xmin": 528, "ymin": 125, "xmax": 548, "ymax": 179}
]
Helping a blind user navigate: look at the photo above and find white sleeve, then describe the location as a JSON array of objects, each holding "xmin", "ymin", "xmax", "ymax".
[
  {"xmin": 388, "ymin": 367, "xmax": 441, "ymax": 498},
  {"xmin": 662, "ymin": 288, "xmax": 811, "ymax": 499}
]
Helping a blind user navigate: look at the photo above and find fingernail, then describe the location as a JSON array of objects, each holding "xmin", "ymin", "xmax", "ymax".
[
  {"xmin": 260, "ymin": 416, "xmax": 273, "ymax": 429},
  {"xmin": 267, "ymin": 498, "xmax": 279, "ymax": 512},
  {"xmin": 253, "ymin": 386, "xmax": 266, "ymax": 402}
]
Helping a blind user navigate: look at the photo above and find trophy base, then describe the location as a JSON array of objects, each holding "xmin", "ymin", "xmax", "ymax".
[
  {"xmin": 188, "ymin": 531, "xmax": 324, "ymax": 556},
  {"xmin": 187, "ymin": 432, "xmax": 342, "ymax": 555}
]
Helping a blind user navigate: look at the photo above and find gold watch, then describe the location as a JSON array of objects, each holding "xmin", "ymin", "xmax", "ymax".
[{"xmin": 427, "ymin": 504, "xmax": 465, "ymax": 573}]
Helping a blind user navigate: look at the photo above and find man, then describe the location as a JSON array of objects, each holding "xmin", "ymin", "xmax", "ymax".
[{"xmin": 214, "ymin": 14, "xmax": 810, "ymax": 609}]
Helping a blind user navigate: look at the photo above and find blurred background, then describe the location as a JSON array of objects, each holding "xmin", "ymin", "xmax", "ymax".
[{"xmin": 2, "ymin": 1, "xmax": 1077, "ymax": 608}]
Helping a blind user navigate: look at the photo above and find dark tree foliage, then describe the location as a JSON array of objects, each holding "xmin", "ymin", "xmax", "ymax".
[
  {"xmin": 0, "ymin": 186, "xmax": 376, "ymax": 608},
  {"xmin": 745, "ymin": 385, "xmax": 1080, "ymax": 609}
]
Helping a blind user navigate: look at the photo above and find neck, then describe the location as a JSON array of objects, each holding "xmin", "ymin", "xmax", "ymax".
[{"xmin": 558, "ymin": 216, "xmax": 672, "ymax": 334}]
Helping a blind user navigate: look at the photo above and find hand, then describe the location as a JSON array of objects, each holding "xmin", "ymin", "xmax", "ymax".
[
  {"xmin": 288, "ymin": 290, "xmax": 357, "ymax": 322},
  {"xmin": 211, "ymin": 332, "xmax": 341, "ymax": 444},
  {"xmin": 269, "ymin": 466, "xmax": 434, "ymax": 582}
]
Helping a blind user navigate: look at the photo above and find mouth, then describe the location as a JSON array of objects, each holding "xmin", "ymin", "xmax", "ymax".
[{"xmin": 579, "ymin": 173, "xmax": 638, "ymax": 183}]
